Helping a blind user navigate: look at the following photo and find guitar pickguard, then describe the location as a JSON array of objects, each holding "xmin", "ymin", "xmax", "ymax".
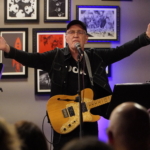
[{"xmin": 60, "ymin": 100, "xmax": 92, "ymax": 134}]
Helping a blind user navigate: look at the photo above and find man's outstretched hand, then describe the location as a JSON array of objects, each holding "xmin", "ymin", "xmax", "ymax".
[
  {"xmin": 146, "ymin": 23, "xmax": 150, "ymax": 38},
  {"xmin": 0, "ymin": 36, "xmax": 10, "ymax": 53}
]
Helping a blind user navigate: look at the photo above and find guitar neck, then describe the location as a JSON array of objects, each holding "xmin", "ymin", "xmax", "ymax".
[{"xmin": 88, "ymin": 95, "xmax": 112, "ymax": 109}]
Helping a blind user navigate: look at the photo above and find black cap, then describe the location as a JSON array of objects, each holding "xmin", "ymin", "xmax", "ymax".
[{"xmin": 66, "ymin": 20, "xmax": 87, "ymax": 33}]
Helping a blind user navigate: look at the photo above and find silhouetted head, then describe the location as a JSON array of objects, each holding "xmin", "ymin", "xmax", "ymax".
[
  {"xmin": 15, "ymin": 120, "xmax": 48, "ymax": 150},
  {"xmin": 0, "ymin": 117, "xmax": 21, "ymax": 150},
  {"xmin": 61, "ymin": 136, "xmax": 113, "ymax": 150},
  {"xmin": 107, "ymin": 102, "xmax": 150, "ymax": 150}
]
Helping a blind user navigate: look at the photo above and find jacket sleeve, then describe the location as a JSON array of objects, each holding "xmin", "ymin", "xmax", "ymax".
[
  {"xmin": 4, "ymin": 46, "xmax": 58, "ymax": 72},
  {"xmin": 96, "ymin": 32, "xmax": 150, "ymax": 65}
]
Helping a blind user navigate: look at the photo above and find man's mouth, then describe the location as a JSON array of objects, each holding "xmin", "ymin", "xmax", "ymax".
[{"xmin": 73, "ymin": 40, "xmax": 80, "ymax": 43}]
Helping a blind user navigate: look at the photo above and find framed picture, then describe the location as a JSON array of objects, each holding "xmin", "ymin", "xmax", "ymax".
[
  {"xmin": 44, "ymin": 0, "xmax": 71, "ymax": 22},
  {"xmin": 0, "ymin": 28, "xmax": 28, "ymax": 78},
  {"xmin": 33, "ymin": 28, "xmax": 66, "ymax": 94},
  {"xmin": 85, "ymin": 48, "xmax": 111, "ymax": 77},
  {"xmin": 76, "ymin": 5, "xmax": 120, "ymax": 42},
  {"xmin": 4, "ymin": 0, "xmax": 39, "ymax": 23}
]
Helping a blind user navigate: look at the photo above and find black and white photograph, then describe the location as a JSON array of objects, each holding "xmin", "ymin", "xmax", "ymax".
[
  {"xmin": 4, "ymin": 0, "xmax": 39, "ymax": 23},
  {"xmin": 44, "ymin": 0, "xmax": 71, "ymax": 22},
  {"xmin": 36, "ymin": 70, "xmax": 51, "ymax": 94},
  {"xmin": 76, "ymin": 5, "xmax": 120, "ymax": 42}
]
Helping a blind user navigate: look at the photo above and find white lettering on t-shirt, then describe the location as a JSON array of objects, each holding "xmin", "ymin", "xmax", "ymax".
[{"xmin": 68, "ymin": 66, "xmax": 86, "ymax": 75}]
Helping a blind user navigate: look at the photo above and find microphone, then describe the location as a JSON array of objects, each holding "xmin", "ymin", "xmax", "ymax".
[{"xmin": 74, "ymin": 43, "xmax": 84, "ymax": 57}]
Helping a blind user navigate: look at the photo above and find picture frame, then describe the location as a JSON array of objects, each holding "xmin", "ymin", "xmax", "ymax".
[
  {"xmin": 33, "ymin": 28, "xmax": 67, "ymax": 94},
  {"xmin": 0, "ymin": 28, "xmax": 28, "ymax": 78},
  {"xmin": 4, "ymin": 0, "xmax": 39, "ymax": 23},
  {"xmin": 44, "ymin": 0, "xmax": 71, "ymax": 22},
  {"xmin": 76, "ymin": 5, "xmax": 120, "ymax": 42}
]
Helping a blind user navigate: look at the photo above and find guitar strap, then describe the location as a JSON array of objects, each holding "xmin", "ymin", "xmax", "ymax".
[{"xmin": 84, "ymin": 51, "xmax": 94, "ymax": 87}]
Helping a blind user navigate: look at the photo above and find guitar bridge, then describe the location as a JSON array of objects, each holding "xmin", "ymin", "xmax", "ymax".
[
  {"xmin": 62, "ymin": 109, "xmax": 69, "ymax": 118},
  {"xmin": 62, "ymin": 106, "xmax": 75, "ymax": 118}
]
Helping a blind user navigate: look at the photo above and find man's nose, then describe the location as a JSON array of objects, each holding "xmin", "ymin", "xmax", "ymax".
[{"xmin": 73, "ymin": 32, "xmax": 79, "ymax": 37}]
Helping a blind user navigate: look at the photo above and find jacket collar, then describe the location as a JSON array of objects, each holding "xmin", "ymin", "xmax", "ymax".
[
  {"xmin": 64, "ymin": 45, "xmax": 70, "ymax": 55},
  {"xmin": 63, "ymin": 45, "xmax": 72, "ymax": 61}
]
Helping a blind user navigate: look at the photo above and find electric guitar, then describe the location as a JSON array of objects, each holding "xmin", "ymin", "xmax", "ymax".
[{"xmin": 46, "ymin": 88, "xmax": 112, "ymax": 134}]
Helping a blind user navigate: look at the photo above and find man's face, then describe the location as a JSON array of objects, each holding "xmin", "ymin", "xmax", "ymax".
[{"xmin": 65, "ymin": 24, "xmax": 88, "ymax": 53}]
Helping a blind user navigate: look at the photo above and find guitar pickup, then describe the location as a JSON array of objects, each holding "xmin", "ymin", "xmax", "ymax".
[
  {"xmin": 62, "ymin": 109, "xmax": 69, "ymax": 118},
  {"xmin": 67, "ymin": 106, "xmax": 75, "ymax": 117}
]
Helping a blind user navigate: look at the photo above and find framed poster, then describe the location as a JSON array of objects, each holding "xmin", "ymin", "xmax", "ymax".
[
  {"xmin": 44, "ymin": 0, "xmax": 71, "ymax": 22},
  {"xmin": 33, "ymin": 28, "xmax": 66, "ymax": 94},
  {"xmin": 4, "ymin": 0, "xmax": 39, "ymax": 23},
  {"xmin": 0, "ymin": 28, "xmax": 28, "ymax": 78},
  {"xmin": 76, "ymin": 5, "xmax": 120, "ymax": 42}
]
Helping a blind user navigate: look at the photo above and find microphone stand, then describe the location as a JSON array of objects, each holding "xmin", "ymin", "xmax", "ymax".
[{"xmin": 76, "ymin": 53, "xmax": 83, "ymax": 139}]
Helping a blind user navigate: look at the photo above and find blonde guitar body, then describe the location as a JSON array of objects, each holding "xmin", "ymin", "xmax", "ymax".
[{"xmin": 47, "ymin": 88, "xmax": 111, "ymax": 134}]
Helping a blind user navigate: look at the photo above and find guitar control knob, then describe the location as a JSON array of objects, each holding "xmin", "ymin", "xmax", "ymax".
[{"xmin": 68, "ymin": 124, "xmax": 71, "ymax": 127}]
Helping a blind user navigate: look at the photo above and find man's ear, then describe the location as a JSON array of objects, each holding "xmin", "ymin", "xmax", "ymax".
[
  {"xmin": 107, "ymin": 130, "xmax": 114, "ymax": 145},
  {"xmin": 65, "ymin": 35, "xmax": 68, "ymax": 44},
  {"xmin": 84, "ymin": 35, "xmax": 88, "ymax": 44}
]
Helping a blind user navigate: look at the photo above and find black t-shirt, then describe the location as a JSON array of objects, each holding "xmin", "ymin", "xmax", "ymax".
[{"xmin": 66, "ymin": 57, "xmax": 91, "ymax": 95}]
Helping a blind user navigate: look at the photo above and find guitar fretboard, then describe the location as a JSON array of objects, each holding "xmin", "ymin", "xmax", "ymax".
[{"xmin": 88, "ymin": 95, "xmax": 112, "ymax": 109}]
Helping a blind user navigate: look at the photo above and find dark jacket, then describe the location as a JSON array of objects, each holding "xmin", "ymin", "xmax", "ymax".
[
  {"xmin": 4, "ymin": 33, "xmax": 150, "ymax": 116},
  {"xmin": 4, "ymin": 33, "xmax": 150, "ymax": 150}
]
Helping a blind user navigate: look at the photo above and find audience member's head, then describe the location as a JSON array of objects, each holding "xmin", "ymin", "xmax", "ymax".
[
  {"xmin": 107, "ymin": 102, "xmax": 150, "ymax": 150},
  {"xmin": 14, "ymin": 120, "xmax": 48, "ymax": 150},
  {"xmin": 0, "ymin": 117, "xmax": 21, "ymax": 150},
  {"xmin": 61, "ymin": 136, "xmax": 113, "ymax": 150}
]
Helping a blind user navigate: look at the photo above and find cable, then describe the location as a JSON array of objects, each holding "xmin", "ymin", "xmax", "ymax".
[
  {"xmin": 42, "ymin": 114, "xmax": 62, "ymax": 146},
  {"xmin": 42, "ymin": 115, "xmax": 53, "ymax": 144}
]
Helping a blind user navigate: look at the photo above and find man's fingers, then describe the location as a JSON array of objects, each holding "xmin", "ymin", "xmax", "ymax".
[{"xmin": 146, "ymin": 23, "xmax": 150, "ymax": 38}]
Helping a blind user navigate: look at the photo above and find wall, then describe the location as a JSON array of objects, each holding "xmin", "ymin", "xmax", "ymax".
[{"xmin": 0, "ymin": 0, "xmax": 150, "ymax": 149}]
